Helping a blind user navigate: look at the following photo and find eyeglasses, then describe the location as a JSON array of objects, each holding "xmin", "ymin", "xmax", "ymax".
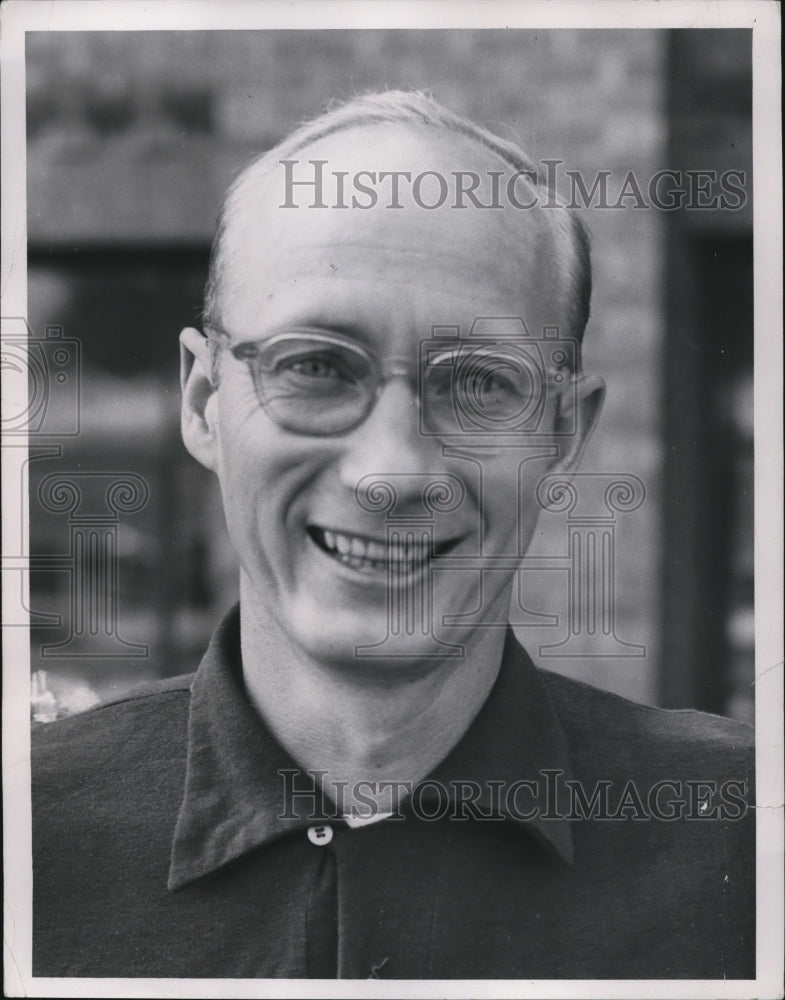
[{"xmin": 205, "ymin": 323, "xmax": 572, "ymax": 438}]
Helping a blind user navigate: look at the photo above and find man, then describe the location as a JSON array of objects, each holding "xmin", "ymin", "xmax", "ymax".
[{"xmin": 33, "ymin": 91, "xmax": 754, "ymax": 979}]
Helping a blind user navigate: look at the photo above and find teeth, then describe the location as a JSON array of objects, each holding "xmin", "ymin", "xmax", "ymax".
[
  {"xmin": 390, "ymin": 542, "xmax": 428, "ymax": 564},
  {"xmin": 316, "ymin": 526, "xmax": 439, "ymax": 572},
  {"xmin": 367, "ymin": 540, "xmax": 386, "ymax": 561}
]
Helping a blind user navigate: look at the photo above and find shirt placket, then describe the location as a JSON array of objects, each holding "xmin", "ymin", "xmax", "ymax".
[
  {"xmin": 299, "ymin": 816, "xmax": 451, "ymax": 979},
  {"xmin": 304, "ymin": 825, "xmax": 338, "ymax": 977}
]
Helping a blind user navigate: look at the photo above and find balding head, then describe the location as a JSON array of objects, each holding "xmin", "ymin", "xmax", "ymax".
[{"xmin": 203, "ymin": 90, "xmax": 592, "ymax": 350}]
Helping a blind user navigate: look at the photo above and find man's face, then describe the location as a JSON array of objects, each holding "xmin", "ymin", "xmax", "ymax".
[{"xmin": 186, "ymin": 125, "xmax": 599, "ymax": 669}]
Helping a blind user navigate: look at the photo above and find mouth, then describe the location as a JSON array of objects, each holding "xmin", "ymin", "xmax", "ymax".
[{"xmin": 307, "ymin": 525, "xmax": 462, "ymax": 574}]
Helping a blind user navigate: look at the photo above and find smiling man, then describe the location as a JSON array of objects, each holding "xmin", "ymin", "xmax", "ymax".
[{"xmin": 32, "ymin": 92, "xmax": 755, "ymax": 980}]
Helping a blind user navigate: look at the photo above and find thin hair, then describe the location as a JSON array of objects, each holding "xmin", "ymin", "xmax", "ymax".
[{"xmin": 203, "ymin": 89, "xmax": 592, "ymax": 378}]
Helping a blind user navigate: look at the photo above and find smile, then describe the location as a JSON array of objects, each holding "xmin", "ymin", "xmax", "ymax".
[{"xmin": 308, "ymin": 525, "xmax": 461, "ymax": 573}]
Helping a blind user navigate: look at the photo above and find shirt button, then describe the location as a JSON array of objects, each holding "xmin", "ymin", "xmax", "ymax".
[{"xmin": 307, "ymin": 824, "xmax": 333, "ymax": 846}]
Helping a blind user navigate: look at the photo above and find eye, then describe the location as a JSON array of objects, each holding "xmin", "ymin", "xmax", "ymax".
[
  {"xmin": 466, "ymin": 360, "xmax": 524, "ymax": 398},
  {"xmin": 278, "ymin": 349, "xmax": 360, "ymax": 383},
  {"xmin": 287, "ymin": 353, "xmax": 341, "ymax": 379}
]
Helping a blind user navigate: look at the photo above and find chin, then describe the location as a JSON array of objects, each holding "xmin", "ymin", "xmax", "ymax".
[
  {"xmin": 284, "ymin": 597, "xmax": 381, "ymax": 661},
  {"xmin": 286, "ymin": 598, "xmax": 459, "ymax": 674}
]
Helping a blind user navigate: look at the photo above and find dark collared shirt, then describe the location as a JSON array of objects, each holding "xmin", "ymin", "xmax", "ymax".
[{"xmin": 33, "ymin": 605, "xmax": 754, "ymax": 979}]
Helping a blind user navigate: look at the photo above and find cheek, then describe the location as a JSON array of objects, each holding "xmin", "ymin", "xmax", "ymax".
[
  {"xmin": 475, "ymin": 473, "xmax": 519, "ymax": 549},
  {"xmin": 214, "ymin": 392, "xmax": 342, "ymax": 531},
  {"xmin": 479, "ymin": 455, "xmax": 551, "ymax": 545},
  {"xmin": 215, "ymin": 380, "xmax": 293, "ymax": 485},
  {"xmin": 217, "ymin": 375, "xmax": 264, "ymax": 433}
]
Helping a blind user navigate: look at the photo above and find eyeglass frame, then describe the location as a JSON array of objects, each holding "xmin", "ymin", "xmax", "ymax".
[{"xmin": 202, "ymin": 320, "xmax": 578, "ymax": 438}]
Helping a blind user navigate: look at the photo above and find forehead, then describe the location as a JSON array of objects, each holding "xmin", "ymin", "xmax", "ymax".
[{"xmin": 218, "ymin": 124, "xmax": 569, "ymax": 342}]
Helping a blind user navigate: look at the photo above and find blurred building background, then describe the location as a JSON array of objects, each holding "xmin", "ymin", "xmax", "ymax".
[{"xmin": 25, "ymin": 29, "xmax": 753, "ymax": 721}]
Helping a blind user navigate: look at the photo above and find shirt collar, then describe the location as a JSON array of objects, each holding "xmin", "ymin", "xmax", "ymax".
[{"xmin": 169, "ymin": 606, "xmax": 574, "ymax": 890}]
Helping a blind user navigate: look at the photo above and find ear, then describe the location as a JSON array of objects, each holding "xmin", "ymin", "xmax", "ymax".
[
  {"xmin": 180, "ymin": 327, "xmax": 219, "ymax": 472},
  {"xmin": 550, "ymin": 373, "xmax": 605, "ymax": 473}
]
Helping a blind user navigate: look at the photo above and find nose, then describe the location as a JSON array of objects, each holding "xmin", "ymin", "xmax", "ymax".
[{"xmin": 338, "ymin": 378, "xmax": 447, "ymax": 492}]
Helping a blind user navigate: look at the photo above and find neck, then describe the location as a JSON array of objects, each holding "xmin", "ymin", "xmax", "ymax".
[{"xmin": 238, "ymin": 575, "xmax": 507, "ymax": 816}]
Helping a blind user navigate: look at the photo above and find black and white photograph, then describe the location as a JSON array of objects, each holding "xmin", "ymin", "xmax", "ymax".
[{"xmin": 2, "ymin": 1, "xmax": 782, "ymax": 996}]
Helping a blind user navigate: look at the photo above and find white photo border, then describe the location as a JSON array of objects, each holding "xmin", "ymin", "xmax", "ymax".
[{"xmin": 2, "ymin": 2, "xmax": 782, "ymax": 998}]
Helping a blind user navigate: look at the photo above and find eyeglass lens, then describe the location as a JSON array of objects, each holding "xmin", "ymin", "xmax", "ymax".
[{"xmin": 240, "ymin": 334, "xmax": 548, "ymax": 435}]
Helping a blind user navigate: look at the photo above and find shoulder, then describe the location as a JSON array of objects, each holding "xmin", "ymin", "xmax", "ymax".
[
  {"xmin": 538, "ymin": 667, "xmax": 754, "ymax": 782},
  {"xmin": 32, "ymin": 673, "xmax": 194, "ymax": 794}
]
